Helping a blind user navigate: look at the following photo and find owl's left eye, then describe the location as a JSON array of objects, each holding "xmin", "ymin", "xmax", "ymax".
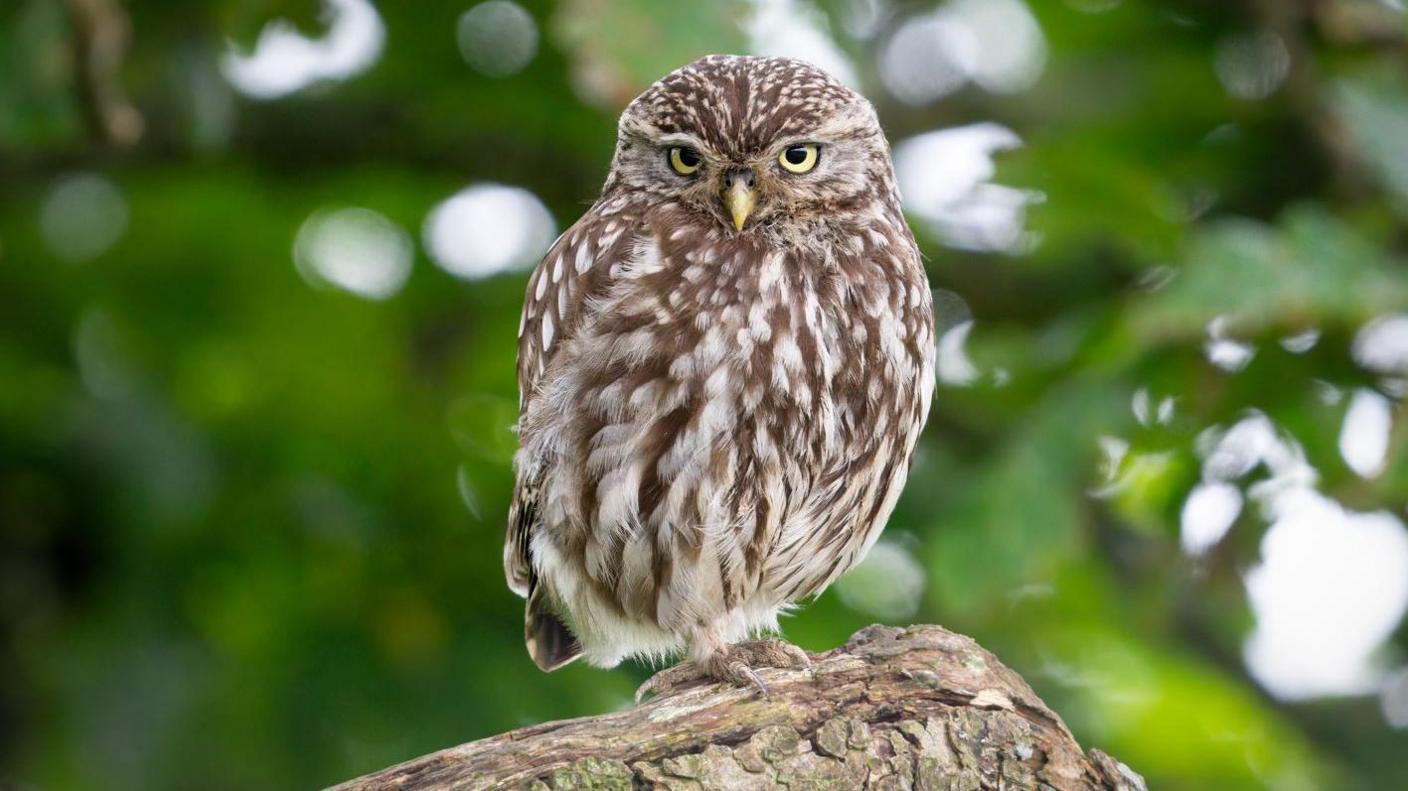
[
  {"xmin": 779, "ymin": 143, "xmax": 819, "ymax": 174},
  {"xmin": 668, "ymin": 146, "xmax": 702, "ymax": 175}
]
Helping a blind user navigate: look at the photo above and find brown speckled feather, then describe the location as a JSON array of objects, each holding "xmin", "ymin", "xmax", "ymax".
[{"xmin": 506, "ymin": 55, "xmax": 935, "ymax": 670}]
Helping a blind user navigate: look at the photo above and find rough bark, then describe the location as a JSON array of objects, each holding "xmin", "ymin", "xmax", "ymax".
[{"xmin": 328, "ymin": 624, "xmax": 1146, "ymax": 791}]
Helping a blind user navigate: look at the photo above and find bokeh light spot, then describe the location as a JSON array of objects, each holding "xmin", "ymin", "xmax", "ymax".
[
  {"xmin": 1339, "ymin": 388, "xmax": 1391, "ymax": 479},
  {"xmin": 1197, "ymin": 411, "xmax": 1311, "ymax": 485},
  {"xmin": 1215, "ymin": 31, "xmax": 1291, "ymax": 101},
  {"xmin": 457, "ymin": 1, "xmax": 539, "ymax": 77},
  {"xmin": 293, "ymin": 207, "xmax": 413, "ymax": 300},
  {"xmin": 937, "ymin": 321, "xmax": 979, "ymax": 387},
  {"xmin": 879, "ymin": 0, "xmax": 1044, "ymax": 105},
  {"xmin": 1353, "ymin": 313, "xmax": 1408, "ymax": 374},
  {"xmin": 456, "ymin": 465, "xmax": 485, "ymax": 522},
  {"xmin": 40, "ymin": 173, "xmax": 129, "ymax": 263},
  {"xmin": 1132, "ymin": 388, "xmax": 1174, "ymax": 426},
  {"xmin": 221, "ymin": 0, "xmax": 385, "ymax": 99},
  {"xmin": 1245, "ymin": 490, "xmax": 1408, "ymax": 700},
  {"xmin": 748, "ymin": 0, "xmax": 860, "ymax": 87},
  {"xmin": 840, "ymin": 0, "xmax": 889, "ymax": 39},
  {"xmin": 73, "ymin": 307, "xmax": 136, "ymax": 400},
  {"xmin": 1205, "ymin": 316, "xmax": 1256, "ymax": 372},
  {"xmin": 447, "ymin": 393, "xmax": 520, "ymax": 461},
  {"xmin": 423, "ymin": 184, "xmax": 555, "ymax": 280},
  {"xmin": 953, "ymin": 0, "xmax": 1046, "ymax": 94},
  {"xmin": 1279, "ymin": 328, "xmax": 1321, "ymax": 353},
  {"xmin": 933, "ymin": 289, "xmax": 979, "ymax": 387},
  {"xmin": 835, "ymin": 540, "xmax": 926, "ymax": 620},
  {"xmin": 879, "ymin": 14, "xmax": 975, "ymax": 104},
  {"xmin": 894, "ymin": 124, "xmax": 1038, "ymax": 253},
  {"xmin": 1382, "ymin": 667, "xmax": 1408, "ymax": 729},
  {"xmin": 1180, "ymin": 482, "xmax": 1242, "ymax": 556}
]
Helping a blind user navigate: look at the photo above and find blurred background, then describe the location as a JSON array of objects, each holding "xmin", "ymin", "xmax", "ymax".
[{"xmin": 2, "ymin": 0, "xmax": 1407, "ymax": 788}]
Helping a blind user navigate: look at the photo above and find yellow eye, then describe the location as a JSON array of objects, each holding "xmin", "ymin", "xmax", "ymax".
[
  {"xmin": 668, "ymin": 146, "xmax": 702, "ymax": 175},
  {"xmin": 779, "ymin": 143, "xmax": 819, "ymax": 173}
]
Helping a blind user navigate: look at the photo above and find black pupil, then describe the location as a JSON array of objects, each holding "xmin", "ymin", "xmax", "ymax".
[
  {"xmin": 785, "ymin": 146, "xmax": 809, "ymax": 165},
  {"xmin": 676, "ymin": 148, "xmax": 700, "ymax": 167}
]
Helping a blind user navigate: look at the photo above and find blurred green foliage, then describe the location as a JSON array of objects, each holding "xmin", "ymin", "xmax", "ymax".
[{"xmin": 2, "ymin": 1, "xmax": 1407, "ymax": 789}]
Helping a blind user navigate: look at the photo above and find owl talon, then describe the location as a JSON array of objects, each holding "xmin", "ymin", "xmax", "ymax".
[
  {"xmin": 634, "ymin": 638, "xmax": 813, "ymax": 704},
  {"xmin": 634, "ymin": 662, "xmax": 708, "ymax": 704},
  {"xmin": 724, "ymin": 660, "xmax": 770, "ymax": 697},
  {"xmin": 747, "ymin": 637, "xmax": 813, "ymax": 670}
]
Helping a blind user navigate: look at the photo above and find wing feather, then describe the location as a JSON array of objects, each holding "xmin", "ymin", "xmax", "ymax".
[{"xmin": 504, "ymin": 209, "xmax": 633, "ymax": 598}]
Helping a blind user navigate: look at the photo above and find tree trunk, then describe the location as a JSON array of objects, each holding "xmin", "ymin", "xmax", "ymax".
[{"xmin": 327, "ymin": 624, "xmax": 1146, "ymax": 791}]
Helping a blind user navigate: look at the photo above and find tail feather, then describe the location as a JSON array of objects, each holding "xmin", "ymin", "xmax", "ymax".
[{"xmin": 525, "ymin": 588, "xmax": 582, "ymax": 671}]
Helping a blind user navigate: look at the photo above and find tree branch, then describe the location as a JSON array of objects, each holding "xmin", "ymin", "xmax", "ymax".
[
  {"xmin": 64, "ymin": 0, "xmax": 144, "ymax": 147},
  {"xmin": 326, "ymin": 625, "xmax": 1146, "ymax": 791}
]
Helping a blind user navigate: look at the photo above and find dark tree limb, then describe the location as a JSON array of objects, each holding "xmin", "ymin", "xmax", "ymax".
[
  {"xmin": 64, "ymin": 0, "xmax": 145, "ymax": 147},
  {"xmin": 327, "ymin": 625, "xmax": 1145, "ymax": 791}
]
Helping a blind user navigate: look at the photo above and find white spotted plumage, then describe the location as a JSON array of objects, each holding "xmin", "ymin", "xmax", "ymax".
[{"xmin": 506, "ymin": 55, "xmax": 936, "ymax": 679}]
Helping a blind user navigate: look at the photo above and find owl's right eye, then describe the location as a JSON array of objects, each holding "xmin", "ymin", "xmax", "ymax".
[{"xmin": 668, "ymin": 146, "xmax": 702, "ymax": 175}]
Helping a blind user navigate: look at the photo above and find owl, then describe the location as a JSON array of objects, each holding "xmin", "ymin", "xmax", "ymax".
[{"xmin": 506, "ymin": 55, "xmax": 935, "ymax": 698}]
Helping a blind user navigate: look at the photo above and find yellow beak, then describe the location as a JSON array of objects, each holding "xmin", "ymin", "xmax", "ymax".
[{"xmin": 724, "ymin": 180, "xmax": 755, "ymax": 231}]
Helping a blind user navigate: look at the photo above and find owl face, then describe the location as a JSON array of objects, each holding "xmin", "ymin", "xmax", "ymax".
[{"xmin": 607, "ymin": 55, "xmax": 892, "ymax": 235}]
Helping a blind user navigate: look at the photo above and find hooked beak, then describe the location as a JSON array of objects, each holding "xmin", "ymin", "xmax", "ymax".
[{"xmin": 723, "ymin": 174, "xmax": 756, "ymax": 231}]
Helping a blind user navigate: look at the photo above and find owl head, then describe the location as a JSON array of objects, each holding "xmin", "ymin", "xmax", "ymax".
[{"xmin": 606, "ymin": 55, "xmax": 893, "ymax": 235}]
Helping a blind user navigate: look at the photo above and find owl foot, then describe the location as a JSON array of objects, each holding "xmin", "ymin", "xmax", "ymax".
[{"xmin": 634, "ymin": 638, "xmax": 812, "ymax": 703}]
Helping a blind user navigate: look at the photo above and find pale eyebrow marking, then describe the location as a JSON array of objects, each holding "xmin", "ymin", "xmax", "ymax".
[{"xmin": 655, "ymin": 132, "xmax": 710, "ymax": 150}]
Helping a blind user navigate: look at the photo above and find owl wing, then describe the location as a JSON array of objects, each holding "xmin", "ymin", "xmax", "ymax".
[{"xmin": 505, "ymin": 208, "xmax": 633, "ymax": 598}]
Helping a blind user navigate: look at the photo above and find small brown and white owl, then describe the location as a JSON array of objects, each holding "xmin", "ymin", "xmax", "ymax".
[{"xmin": 506, "ymin": 55, "xmax": 935, "ymax": 696}]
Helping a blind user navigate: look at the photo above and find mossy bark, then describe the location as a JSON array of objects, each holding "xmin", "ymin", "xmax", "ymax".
[{"xmin": 327, "ymin": 625, "xmax": 1145, "ymax": 791}]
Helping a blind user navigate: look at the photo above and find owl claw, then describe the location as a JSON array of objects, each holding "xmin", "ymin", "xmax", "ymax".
[
  {"xmin": 634, "ymin": 638, "xmax": 813, "ymax": 704},
  {"xmin": 634, "ymin": 662, "xmax": 707, "ymax": 704},
  {"xmin": 763, "ymin": 638, "xmax": 814, "ymax": 670},
  {"xmin": 724, "ymin": 660, "xmax": 770, "ymax": 697}
]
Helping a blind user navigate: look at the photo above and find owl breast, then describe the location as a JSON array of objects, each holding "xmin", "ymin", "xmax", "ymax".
[{"xmin": 519, "ymin": 201, "xmax": 934, "ymax": 660}]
